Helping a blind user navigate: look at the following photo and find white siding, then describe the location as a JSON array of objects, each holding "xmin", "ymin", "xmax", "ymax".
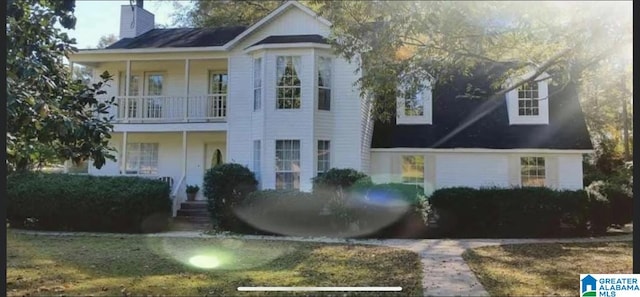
[
  {"xmin": 557, "ymin": 155, "xmax": 584, "ymax": 189},
  {"xmin": 370, "ymin": 150, "xmax": 586, "ymax": 194}
]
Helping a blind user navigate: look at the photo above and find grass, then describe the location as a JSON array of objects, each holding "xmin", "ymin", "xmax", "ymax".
[
  {"xmin": 462, "ymin": 241, "xmax": 632, "ymax": 296},
  {"xmin": 7, "ymin": 231, "xmax": 422, "ymax": 296}
]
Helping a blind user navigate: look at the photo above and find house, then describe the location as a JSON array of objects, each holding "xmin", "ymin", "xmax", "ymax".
[{"xmin": 68, "ymin": 1, "xmax": 593, "ymax": 215}]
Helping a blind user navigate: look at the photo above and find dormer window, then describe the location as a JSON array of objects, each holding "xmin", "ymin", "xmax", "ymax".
[
  {"xmin": 518, "ymin": 82, "xmax": 539, "ymax": 116},
  {"xmin": 397, "ymin": 80, "xmax": 433, "ymax": 125},
  {"xmin": 506, "ymin": 72, "xmax": 550, "ymax": 125}
]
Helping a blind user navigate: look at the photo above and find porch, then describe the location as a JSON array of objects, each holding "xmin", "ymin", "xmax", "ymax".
[
  {"xmin": 85, "ymin": 131, "xmax": 227, "ymax": 216},
  {"xmin": 73, "ymin": 58, "xmax": 229, "ymax": 123}
]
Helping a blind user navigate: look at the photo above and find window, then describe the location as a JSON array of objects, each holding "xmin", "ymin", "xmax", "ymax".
[
  {"xmin": 208, "ymin": 71, "xmax": 228, "ymax": 94},
  {"xmin": 317, "ymin": 57, "xmax": 331, "ymax": 110},
  {"xmin": 118, "ymin": 73, "xmax": 140, "ymax": 118},
  {"xmin": 275, "ymin": 140, "xmax": 300, "ymax": 189},
  {"xmin": 317, "ymin": 140, "xmax": 330, "ymax": 176},
  {"xmin": 125, "ymin": 143, "xmax": 159, "ymax": 175},
  {"xmin": 401, "ymin": 155, "xmax": 424, "ymax": 185},
  {"xmin": 253, "ymin": 140, "xmax": 261, "ymax": 184},
  {"xmin": 518, "ymin": 82, "xmax": 539, "ymax": 116},
  {"xmin": 145, "ymin": 73, "xmax": 164, "ymax": 118},
  {"xmin": 521, "ymin": 157, "xmax": 545, "ymax": 187},
  {"xmin": 276, "ymin": 56, "xmax": 301, "ymax": 109},
  {"xmin": 253, "ymin": 58, "xmax": 262, "ymax": 111},
  {"xmin": 397, "ymin": 80, "xmax": 433, "ymax": 125}
]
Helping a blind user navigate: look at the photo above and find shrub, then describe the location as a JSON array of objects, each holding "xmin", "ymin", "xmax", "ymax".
[
  {"xmin": 203, "ymin": 163, "xmax": 258, "ymax": 231},
  {"xmin": 585, "ymin": 180, "xmax": 633, "ymax": 232},
  {"xmin": 428, "ymin": 187, "xmax": 592, "ymax": 238},
  {"xmin": 7, "ymin": 172, "xmax": 171, "ymax": 233},
  {"xmin": 186, "ymin": 184, "xmax": 199, "ymax": 194},
  {"xmin": 312, "ymin": 168, "xmax": 372, "ymax": 193}
]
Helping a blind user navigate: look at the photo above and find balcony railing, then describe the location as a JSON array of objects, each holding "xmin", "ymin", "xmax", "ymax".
[{"xmin": 111, "ymin": 94, "xmax": 226, "ymax": 123}]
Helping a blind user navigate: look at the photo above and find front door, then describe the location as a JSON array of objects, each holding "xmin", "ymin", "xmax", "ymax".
[{"xmin": 204, "ymin": 143, "xmax": 225, "ymax": 172}]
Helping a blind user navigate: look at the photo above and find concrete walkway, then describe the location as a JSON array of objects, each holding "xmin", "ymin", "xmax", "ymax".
[{"xmin": 10, "ymin": 229, "xmax": 632, "ymax": 297}]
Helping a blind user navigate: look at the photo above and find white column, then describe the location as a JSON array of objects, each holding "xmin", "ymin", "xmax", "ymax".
[
  {"xmin": 182, "ymin": 130, "xmax": 187, "ymax": 175},
  {"xmin": 125, "ymin": 60, "xmax": 131, "ymax": 122},
  {"xmin": 184, "ymin": 59, "xmax": 190, "ymax": 121},
  {"xmin": 122, "ymin": 131, "xmax": 128, "ymax": 174}
]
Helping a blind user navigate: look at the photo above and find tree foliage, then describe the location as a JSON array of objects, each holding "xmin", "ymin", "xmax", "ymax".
[
  {"xmin": 6, "ymin": 0, "xmax": 116, "ymax": 172},
  {"xmin": 96, "ymin": 33, "xmax": 118, "ymax": 49}
]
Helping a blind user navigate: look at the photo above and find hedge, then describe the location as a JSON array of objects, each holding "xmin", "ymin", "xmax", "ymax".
[
  {"xmin": 428, "ymin": 187, "xmax": 594, "ymax": 238},
  {"xmin": 312, "ymin": 168, "xmax": 372, "ymax": 193},
  {"xmin": 7, "ymin": 172, "xmax": 171, "ymax": 233},
  {"xmin": 585, "ymin": 180, "xmax": 633, "ymax": 231}
]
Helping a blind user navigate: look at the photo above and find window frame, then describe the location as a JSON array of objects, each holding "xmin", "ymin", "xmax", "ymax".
[
  {"xmin": 207, "ymin": 70, "xmax": 228, "ymax": 95},
  {"xmin": 125, "ymin": 143, "xmax": 159, "ymax": 175},
  {"xmin": 401, "ymin": 155, "xmax": 425, "ymax": 186},
  {"xmin": 317, "ymin": 56, "xmax": 332, "ymax": 111},
  {"xmin": 316, "ymin": 140, "xmax": 331, "ymax": 176},
  {"xmin": 520, "ymin": 156, "xmax": 546, "ymax": 187},
  {"xmin": 396, "ymin": 80, "xmax": 433, "ymax": 125},
  {"xmin": 517, "ymin": 82, "xmax": 540, "ymax": 116},
  {"xmin": 253, "ymin": 58, "xmax": 262, "ymax": 111},
  {"xmin": 505, "ymin": 72, "xmax": 550, "ymax": 125},
  {"xmin": 275, "ymin": 139, "xmax": 301, "ymax": 190},
  {"xmin": 275, "ymin": 56, "xmax": 302, "ymax": 110}
]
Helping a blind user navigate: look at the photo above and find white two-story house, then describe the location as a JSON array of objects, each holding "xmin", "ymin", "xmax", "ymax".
[{"xmin": 69, "ymin": 1, "xmax": 593, "ymax": 214}]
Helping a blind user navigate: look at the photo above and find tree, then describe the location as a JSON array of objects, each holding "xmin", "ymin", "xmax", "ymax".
[
  {"xmin": 96, "ymin": 33, "xmax": 118, "ymax": 49},
  {"xmin": 177, "ymin": 1, "xmax": 631, "ymax": 124},
  {"xmin": 7, "ymin": 0, "xmax": 116, "ymax": 172}
]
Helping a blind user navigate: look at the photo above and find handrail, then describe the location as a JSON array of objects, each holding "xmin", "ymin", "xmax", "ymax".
[
  {"xmin": 112, "ymin": 94, "xmax": 227, "ymax": 122},
  {"xmin": 171, "ymin": 175, "xmax": 186, "ymax": 217}
]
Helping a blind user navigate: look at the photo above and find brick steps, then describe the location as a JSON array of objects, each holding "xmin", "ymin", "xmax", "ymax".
[{"xmin": 171, "ymin": 201, "xmax": 211, "ymax": 231}]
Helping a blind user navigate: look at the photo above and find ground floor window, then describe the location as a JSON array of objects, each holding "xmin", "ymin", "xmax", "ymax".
[
  {"xmin": 317, "ymin": 140, "xmax": 330, "ymax": 176},
  {"xmin": 401, "ymin": 155, "xmax": 424, "ymax": 185},
  {"xmin": 125, "ymin": 143, "xmax": 159, "ymax": 175},
  {"xmin": 520, "ymin": 156, "xmax": 545, "ymax": 186},
  {"xmin": 275, "ymin": 140, "xmax": 300, "ymax": 190}
]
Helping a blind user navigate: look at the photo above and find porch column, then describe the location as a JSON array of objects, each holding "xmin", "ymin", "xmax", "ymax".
[
  {"xmin": 69, "ymin": 62, "xmax": 74, "ymax": 79},
  {"xmin": 125, "ymin": 60, "xmax": 131, "ymax": 122},
  {"xmin": 184, "ymin": 59, "xmax": 190, "ymax": 122},
  {"xmin": 182, "ymin": 131, "xmax": 187, "ymax": 175},
  {"xmin": 122, "ymin": 131, "xmax": 128, "ymax": 174}
]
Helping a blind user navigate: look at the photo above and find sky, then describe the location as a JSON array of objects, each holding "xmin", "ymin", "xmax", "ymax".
[{"xmin": 62, "ymin": 0, "xmax": 190, "ymax": 49}]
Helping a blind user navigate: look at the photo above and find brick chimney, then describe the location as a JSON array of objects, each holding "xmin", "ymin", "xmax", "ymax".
[{"xmin": 119, "ymin": 1, "xmax": 154, "ymax": 39}]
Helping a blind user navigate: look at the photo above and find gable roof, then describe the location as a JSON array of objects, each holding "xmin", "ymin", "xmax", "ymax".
[
  {"xmin": 105, "ymin": 27, "xmax": 247, "ymax": 49},
  {"xmin": 371, "ymin": 65, "xmax": 593, "ymax": 150},
  {"xmin": 223, "ymin": 1, "xmax": 330, "ymax": 50}
]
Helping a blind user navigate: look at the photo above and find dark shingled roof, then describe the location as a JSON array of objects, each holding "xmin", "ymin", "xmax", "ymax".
[
  {"xmin": 106, "ymin": 26, "xmax": 247, "ymax": 49},
  {"xmin": 249, "ymin": 34, "xmax": 327, "ymax": 47},
  {"xmin": 371, "ymin": 65, "xmax": 593, "ymax": 150}
]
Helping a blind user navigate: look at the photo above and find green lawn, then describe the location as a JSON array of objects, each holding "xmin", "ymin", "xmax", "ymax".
[
  {"xmin": 462, "ymin": 241, "xmax": 632, "ymax": 296},
  {"xmin": 7, "ymin": 231, "xmax": 422, "ymax": 296}
]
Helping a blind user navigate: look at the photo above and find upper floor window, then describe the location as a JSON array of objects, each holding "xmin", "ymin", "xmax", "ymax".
[
  {"xmin": 397, "ymin": 80, "xmax": 433, "ymax": 125},
  {"xmin": 317, "ymin": 57, "xmax": 331, "ymax": 111},
  {"xmin": 208, "ymin": 71, "xmax": 228, "ymax": 94},
  {"xmin": 505, "ymin": 72, "xmax": 550, "ymax": 125},
  {"xmin": 253, "ymin": 58, "xmax": 262, "ymax": 111},
  {"xmin": 276, "ymin": 56, "xmax": 301, "ymax": 109},
  {"xmin": 518, "ymin": 82, "xmax": 539, "ymax": 116}
]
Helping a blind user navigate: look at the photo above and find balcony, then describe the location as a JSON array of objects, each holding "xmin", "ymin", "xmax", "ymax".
[{"xmin": 111, "ymin": 94, "xmax": 226, "ymax": 123}]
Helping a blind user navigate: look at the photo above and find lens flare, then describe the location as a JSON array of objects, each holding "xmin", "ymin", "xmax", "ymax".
[{"xmin": 188, "ymin": 255, "xmax": 220, "ymax": 269}]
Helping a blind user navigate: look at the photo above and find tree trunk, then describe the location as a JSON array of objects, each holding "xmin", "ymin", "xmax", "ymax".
[{"xmin": 621, "ymin": 78, "xmax": 630, "ymax": 161}]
